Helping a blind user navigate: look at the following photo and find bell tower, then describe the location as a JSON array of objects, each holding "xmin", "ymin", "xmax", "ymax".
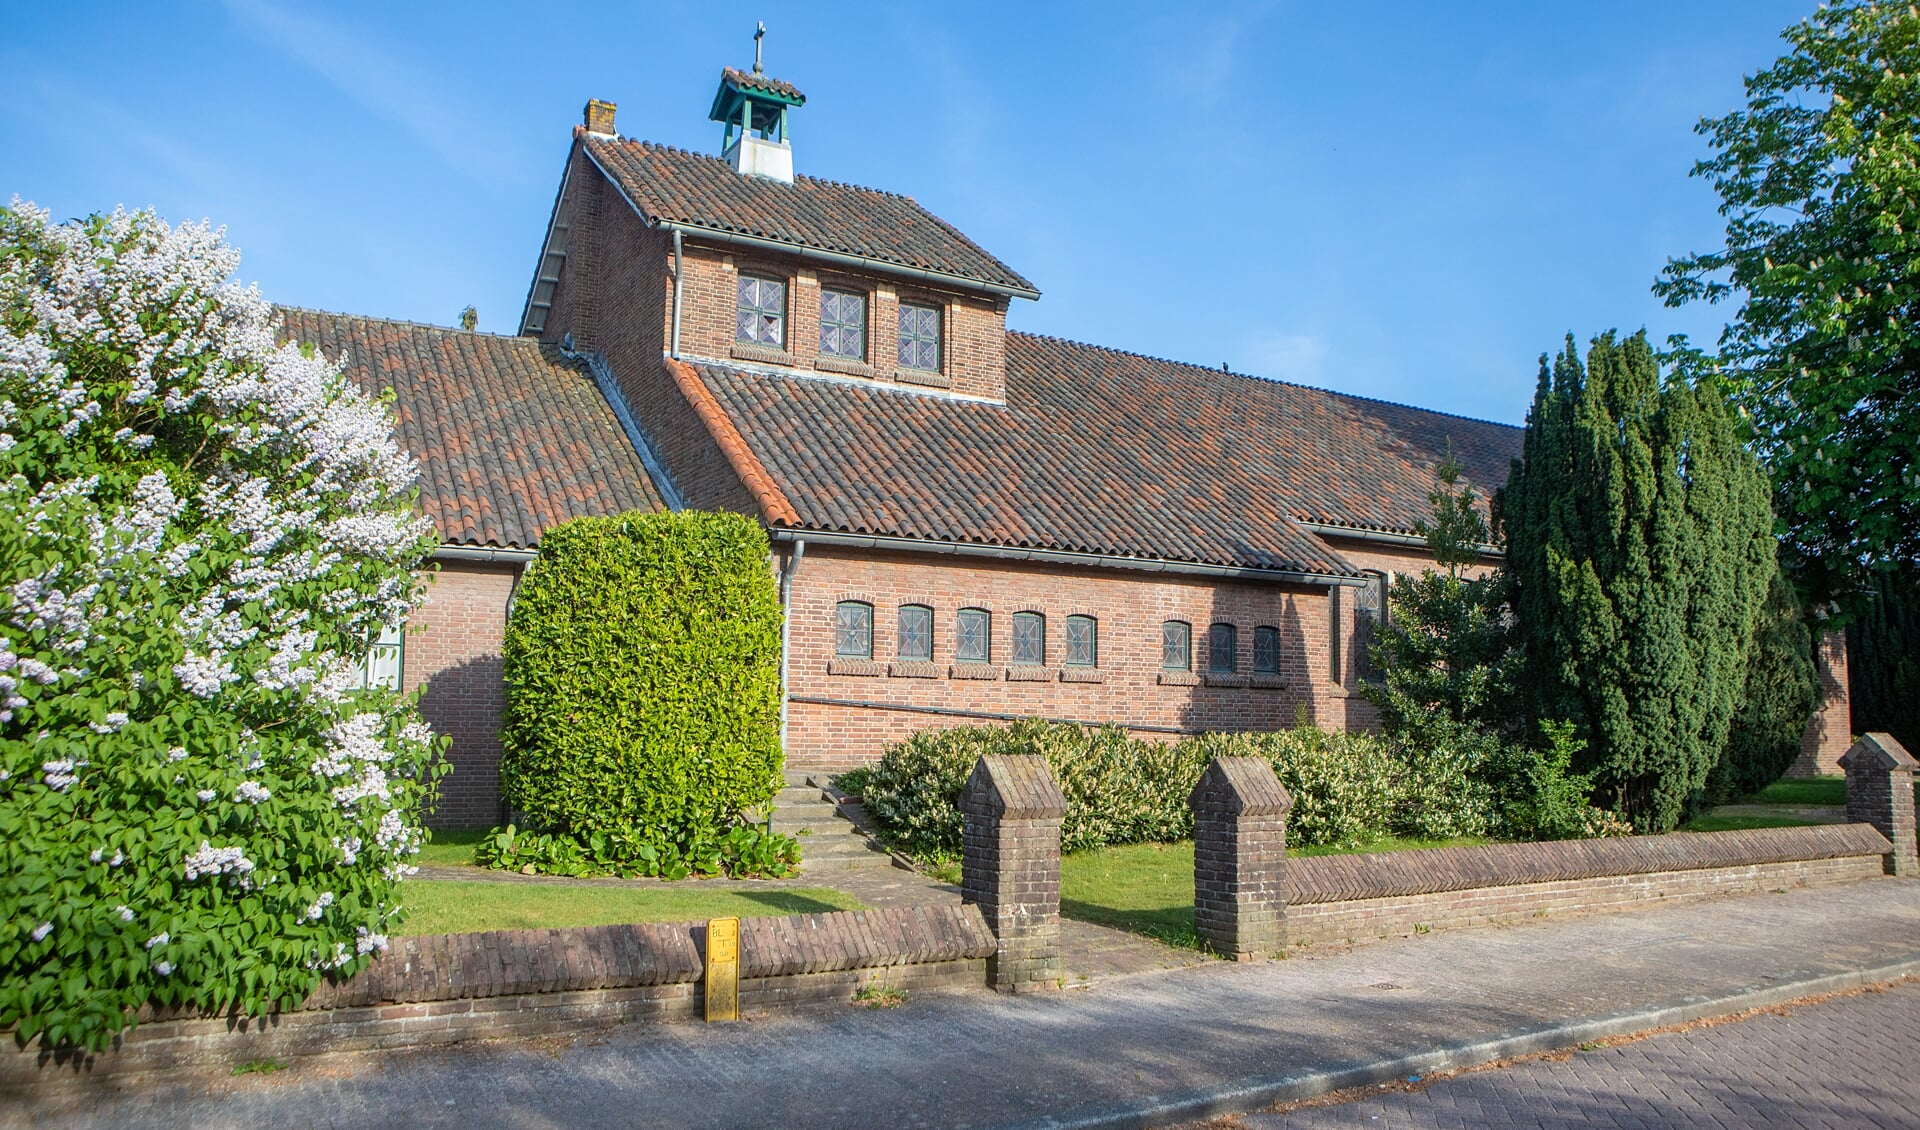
[{"xmin": 709, "ymin": 22, "xmax": 807, "ymax": 184}]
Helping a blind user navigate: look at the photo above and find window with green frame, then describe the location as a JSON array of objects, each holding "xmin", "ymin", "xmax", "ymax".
[
  {"xmin": 1161, "ymin": 620, "xmax": 1191, "ymax": 670},
  {"xmin": 897, "ymin": 604, "xmax": 933, "ymax": 661},
  {"xmin": 956, "ymin": 607, "xmax": 991, "ymax": 662},
  {"xmin": 737, "ymin": 274, "xmax": 785, "ymax": 346},
  {"xmin": 1011, "ymin": 610, "xmax": 1045, "ymax": 666},
  {"xmin": 1065, "ymin": 615, "xmax": 1097, "ymax": 667},
  {"xmin": 897, "ymin": 302, "xmax": 941, "ymax": 370},
  {"xmin": 835, "ymin": 600, "xmax": 873, "ymax": 659},
  {"xmin": 820, "ymin": 288, "xmax": 866, "ymax": 359}
]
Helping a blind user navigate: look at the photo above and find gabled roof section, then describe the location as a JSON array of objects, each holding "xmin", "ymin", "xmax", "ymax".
[
  {"xmin": 680, "ymin": 333, "xmax": 1523, "ymax": 575},
  {"xmin": 584, "ymin": 135, "xmax": 1038, "ymax": 297},
  {"xmin": 278, "ymin": 308, "xmax": 666, "ymax": 550}
]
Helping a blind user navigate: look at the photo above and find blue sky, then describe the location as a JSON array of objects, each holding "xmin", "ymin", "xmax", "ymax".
[{"xmin": 4, "ymin": 1, "xmax": 1812, "ymax": 424}]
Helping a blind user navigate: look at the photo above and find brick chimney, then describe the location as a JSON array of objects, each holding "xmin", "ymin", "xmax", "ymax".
[{"xmin": 583, "ymin": 99, "xmax": 617, "ymax": 138}]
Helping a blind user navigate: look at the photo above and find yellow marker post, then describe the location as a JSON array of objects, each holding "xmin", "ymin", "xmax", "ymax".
[{"xmin": 704, "ymin": 916, "xmax": 740, "ymax": 1022}]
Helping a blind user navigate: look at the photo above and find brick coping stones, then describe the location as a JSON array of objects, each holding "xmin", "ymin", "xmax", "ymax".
[{"xmin": 1287, "ymin": 823, "xmax": 1894, "ymax": 904}]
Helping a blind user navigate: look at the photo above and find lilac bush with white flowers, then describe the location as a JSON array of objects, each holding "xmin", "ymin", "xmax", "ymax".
[{"xmin": 0, "ymin": 202, "xmax": 445, "ymax": 1052}]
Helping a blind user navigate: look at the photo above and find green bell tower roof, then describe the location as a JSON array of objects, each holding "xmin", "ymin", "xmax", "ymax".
[{"xmin": 708, "ymin": 23, "xmax": 806, "ymax": 146}]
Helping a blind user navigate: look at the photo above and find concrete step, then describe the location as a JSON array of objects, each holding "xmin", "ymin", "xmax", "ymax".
[
  {"xmin": 794, "ymin": 854, "xmax": 898, "ymax": 873},
  {"xmin": 775, "ymin": 786, "xmax": 829, "ymax": 804},
  {"xmin": 772, "ymin": 799, "xmax": 839, "ymax": 817}
]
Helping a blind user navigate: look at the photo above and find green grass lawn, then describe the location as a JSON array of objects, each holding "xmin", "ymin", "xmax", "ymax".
[
  {"xmin": 417, "ymin": 828, "xmax": 489, "ymax": 868},
  {"xmin": 1059, "ymin": 836, "xmax": 1493, "ymax": 951},
  {"xmin": 1679, "ymin": 813, "xmax": 1823, "ymax": 833},
  {"xmin": 394, "ymin": 879, "xmax": 866, "ymax": 936},
  {"xmin": 1749, "ymin": 777, "xmax": 1846, "ymax": 807}
]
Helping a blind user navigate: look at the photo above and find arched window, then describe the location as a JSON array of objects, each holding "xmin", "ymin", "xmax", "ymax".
[
  {"xmin": 897, "ymin": 604, "xmax": 933, "ymax": 661},
  {"xmin": 834, "ymin": 600, "xmax": 873, "ymax": 659},
  {"xmin": 1208, "ymin": 623, "xmax": 1238, "ymax": 673},
  {"xmin": 1253, "ymin": 626, "xmax": 1280, "ymax": 675},
  {"xmin": 1066, "ymin": 615, "xmax": 1098, "ymax": 667},
  {"xmin": 1011, "ymin": 611, "xmax": 1046, "ymax": 666},
  {"xmin": 956, "ymin": 607, "xmax": 991, "ymax": 662},
  {"xmin": 1161, "ymin": 620, "xmax": 1191, "ymax": 671}
]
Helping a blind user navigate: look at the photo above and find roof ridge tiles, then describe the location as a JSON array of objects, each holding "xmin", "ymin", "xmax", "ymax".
[
  {"xmin": 274, "ymin": 304, "xmax": 555, "ymax": 349},
  {"xmin": 1008, "ymin": 329, "xmax": 1520, "ymax": 432},
  {"xmin": 613, "ymin": 136, "xmax": 917, "ymax": 201}
]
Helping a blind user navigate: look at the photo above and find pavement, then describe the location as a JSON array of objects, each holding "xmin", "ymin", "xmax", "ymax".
[
  {"xmin": 15, "ymin": 879, "xmax": 1920, "ymax": 1129},
  {"xmin": 1214, "ymin": 977, "xmax": 1920, "ymax": 1128}
]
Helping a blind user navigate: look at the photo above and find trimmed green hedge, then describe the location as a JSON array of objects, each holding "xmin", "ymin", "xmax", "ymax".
[{"xmin": 499, "ymin": 512, "xmax": 787, "ymax": 876}]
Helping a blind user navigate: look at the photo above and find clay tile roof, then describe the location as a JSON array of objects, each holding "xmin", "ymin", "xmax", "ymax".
[
  {"xmin": 720, "ymin": 66, "xmax": 804, "ymax": 103},
  {"xmin": 689, "ymin": 333, "xmax": 1522, "ymax": 574},
  {"xmin": 277, "ymin": 308, "xmax": 666, "ymax": 550},
  {"xmin": 584, "ymin": 136, "xmax": 1037, "ymax": 296}
]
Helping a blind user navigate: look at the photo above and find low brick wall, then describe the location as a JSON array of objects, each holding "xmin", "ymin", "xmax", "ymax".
[
  {"xmin": 6, "ymin": 905, "xmax": 993, "ymax": 1088},
  {"xmin": 1285, "ymin": 824, "xmax": 1892, "ymax": 948}
]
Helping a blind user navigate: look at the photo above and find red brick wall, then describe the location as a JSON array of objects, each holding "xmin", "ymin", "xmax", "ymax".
[
  {"xmin": 783, "ymin": 546, "xmax": 1376, "ymax": 771},
  {"xmin": 406, "ymin": 561, "xmax": 519, "ymax": 829},
  {"xmin": 540, "ymin": 148, "xmax": 757, "ymax": 514},
  {"xmin": 672, "ymin": 241, "xmax": 1010, "ymax": 400},
  {"xmin": 1789, "ymin": 629, "xmax": 1854, "ymax": 778}
]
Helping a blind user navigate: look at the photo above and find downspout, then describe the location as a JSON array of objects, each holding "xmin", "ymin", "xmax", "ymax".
[
  {"xmin": 777, "ymin": 538, "xmax": 806, "ymax": 759},
  {"xmin": 670, "ymin": 229, "xmax": 684, "ymax": 360}
]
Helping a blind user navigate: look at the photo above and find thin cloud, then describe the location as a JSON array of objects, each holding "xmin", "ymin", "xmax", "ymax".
[{"xmin": 221, "ymin": 0, "xmax": 513, "ymax": 182}]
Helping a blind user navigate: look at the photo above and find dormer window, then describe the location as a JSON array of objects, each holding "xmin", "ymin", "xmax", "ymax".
[
  {"xmin": 737, "ymin": 275, "xmax": 786, "ymax": 347},
  {"xmin": 820, "ymin": 288, "xmax": 866, "ymax": 359},
  {"xmin": 898, "ymin": 302, "xmax": 941, "ymax": 371}
]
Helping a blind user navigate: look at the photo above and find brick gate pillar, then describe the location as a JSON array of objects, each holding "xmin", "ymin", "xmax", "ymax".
[
  {"xmin": 1190, "ymin": 756, "xmax": 1293, "ymax": 960},
  {"xmin": 1840, "ymin": 732, "xmax": 1919, "ymax": 876},
  {"xmin": 961, "ymin": 754, "xmax": 1065, "ymax": 993}
]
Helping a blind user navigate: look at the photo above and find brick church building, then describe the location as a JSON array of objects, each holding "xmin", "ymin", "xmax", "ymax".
[{"xmin": 281, "ymin": 60, "xmax": 1855, "ymax": 829}]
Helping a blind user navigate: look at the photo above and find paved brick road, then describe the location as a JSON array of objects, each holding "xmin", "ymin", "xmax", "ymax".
[{"xmin": 1234, "ymin": 979, "xmax": 1920, "ymax": 1129}]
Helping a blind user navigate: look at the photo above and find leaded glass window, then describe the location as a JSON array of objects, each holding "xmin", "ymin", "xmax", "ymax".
[
  {"xmin": 1208, "ymin": 623, "xmax": 1238, "ymax": 673},
  {"xmin": 897, "ymin": 604, "xmax": 933, "ymax": 661},
  {"xmin": 835, "ymin": 600, "xmax": 872, "ymax": 659},
  {"xmin": 1065, "ymin": 615, "xmax": 1097, "ymax": 667},
  {"xmin": 897, "ymin": 302, "xmax": 941, "ymax": 371},
  {"xmin": 820, "ymin": 289, "xmax": 866, "ymax": 359},
  {"xmin": 1355, "ymin": 572, "xmax": 1388, "ymax": 682},
  {"xmin": 1253, "ymin": 626, "xmax": 1280, "ymax": 675},
  {"xmin": 1162, "ymin": 620, "xmax": 1191, "ymax": 670},
  {"xmin": 737, "ymin": 275, "xmax": 785, "ymax": 346},
  {"xmin": 957, "ymin": 607, "xmax": 991, "ymax": 662},
  {"xmin": 1011, "ymin": 611, "xmax": 1045, "ymax": 666}
]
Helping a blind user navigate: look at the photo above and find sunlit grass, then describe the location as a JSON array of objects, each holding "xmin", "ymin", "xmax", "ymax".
[
  {"xmin": 394, "ymin": 880, "xmax": 865, "ymax": 936},
  {"xmin": 417, "ymin": 828, "xmax": 489, "ymax": 867},
  {"xmin": 1060, "ymin": 835, "xmax": 1494, "ymax": 951},
  {"xmin": 1749, "ymin": 777, "xmax": 1846, "ymax": 807}
]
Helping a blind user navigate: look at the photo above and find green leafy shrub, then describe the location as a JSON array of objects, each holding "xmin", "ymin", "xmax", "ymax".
[
  {"xmin": 1484, "ymin": 722, "xmax": 1630, "ymax": 840},
  {"xmin": 828, "ymin": 766, "xmax": 872, "ymax": 797},
  {"xmin": 498, "ymin": 511, "xmax": 793, "ymax": 878},
  {"xmin": 865, "ymin": 719, "xmax": 1418, "ymax": 856},
  {"xmin": 860, "ymin": 724, "xmax": 1006, "ymax": 859},
  {"xmin": 1190, "ymin": 727, "xmax": 1404, "ymax": 848},
  {"xmin": 0, "ymin": 205, "xmax": 445, "ymax": 1053}
]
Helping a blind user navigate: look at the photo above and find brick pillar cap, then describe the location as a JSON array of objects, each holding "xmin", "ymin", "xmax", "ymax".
[
  {"xmin": 961, "ymin": 755, "xmax": 1065, "ymax": 819},
  {"xmin": 1190, "ymin": 755, "xmax": 1293, "ymax": 817},
  {"xmin": 1839, "ymin": 732, "xmax": 1918, "ymax": 773}
]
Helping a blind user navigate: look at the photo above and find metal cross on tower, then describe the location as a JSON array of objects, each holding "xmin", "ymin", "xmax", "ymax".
[{"xmin": 753, "ymin": 21, "xmax": 766, "ymax": 74}]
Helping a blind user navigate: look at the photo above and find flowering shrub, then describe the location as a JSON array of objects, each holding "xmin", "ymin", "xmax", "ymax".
[{"xmin": 0, "ymin": 203, "xmax": 444, "ymax": 1052}]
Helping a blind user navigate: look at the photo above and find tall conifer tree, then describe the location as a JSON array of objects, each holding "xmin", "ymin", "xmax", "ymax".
[{"xmin": 1497, "ymin": 331, "xmax": 1775, "ymax": 830}]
